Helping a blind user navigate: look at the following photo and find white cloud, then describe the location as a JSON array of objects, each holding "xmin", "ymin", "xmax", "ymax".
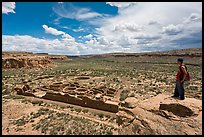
[
  {"xmin": 2, "ymin": 2, "xmax": 16, "ymax": 14},
  {"xmin": 53, "ymin": 17, "xmax": 62, "ymax": 25},
  {"xmin": 84, "ymin": 34, "xmax": 93, "ymax": 39},
  {"xmin": 2, "ymin": 35, "xmax": 81, "ymax": 55},
  {"xmin": 162, "ymin": 24, "xmax": 183, "ymax": 35},
  {"xmin": 133, "ymin": 33, "xmax": 161, "ymax": 40},
  {"xmin": 148, "ymin": 20, "xmax": 159, "ymax": 25},
  {"xmin": 42, "ymin": 25, "xmax": 76, "ymax": 43},
  {"xmin": 2, "ymin": 25, "xmax": 92, "ymax": 55},
  {"xmin": 98, "ymin": 36, "xmax": 109, "ymax": 45},
  {"xmin": 106, "ymin": 2, "xmax": 137, "ymax": 8},
  {"xmin": 183, "ymin": 13, "xmax": 202, "ymax": 24},
  {"xmin": 53, "ymin": 3, "xmax": 103, "ymax": 21},
  {"xmin": 2, "ymin": 34, "xmax": 113, "ymax": 55},
  {"xmin": 76, "ymin": 9, "xmax": 102, "ymax": 20},
  {"xmin": 93, "ymin": 2, "xmax": 202, "ymax": 53},
  {"xmin": 113, "ymin": 23, "xmax": 142, "ymax": 32},
  {"xmin": 73, "ymin": 28, "xmax": 85, "ymax": 32},
  {"xmin": 42, "ymin": 25, "xmax": 65, "ymax": 36},
  {"xmin": 2, "ymin": 2, "xmax": 202, "ymax": 55}
]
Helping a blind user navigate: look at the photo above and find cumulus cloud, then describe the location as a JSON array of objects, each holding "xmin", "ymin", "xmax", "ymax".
[
  {"xmin": 162, "ymin": 24, "xmax": 183, "ymax": 35},
  {"xmin": 133, "ymin": 33, "xmax": 161, "ymax": 40},
  {"xmin": 2, "ymin": 35, "xmax": 81, "ymax": 55},
  {"xmin": 114, "ymin": 23, "xmax": 142, "ymax": 32},
  {"xmin": 3, "ymin": 2, "xmax": 202, "ymax": 55},
  {"xmin": 84, "ymin": 34, "xmax": 93, "ymax": 39},
  {"xmin": 170, "ymin": 31, "xmax": 202, "ymax": 48},
  {"xmin": 98, "ymin": 36, "xmax": 109, "ymax": 45},
  {"xmin": 133, "ymin": 34, "xmax": 161, "ymax": 45},
  {"xmin": 42, "ymin": 25, "xmax": 65, "ymax": 36},
  {"xmin": 2, "ymin": 2, "xmax": 16, "ymax": 14},
  {"xmin": 2, "ymin": 34, "xmax": 113, "ymax": 55},
  {"xmin": 42, "ymin": 25, "xmax": 76, "ymax": 43},
  {"xmin": 93, "ymin": 2, "xmax": 202, "ymax": 53}
]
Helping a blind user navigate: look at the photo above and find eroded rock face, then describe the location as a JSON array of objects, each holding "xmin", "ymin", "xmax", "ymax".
[
  {"xmin": 2, "ymin": 52, "xmax": 70, "ymax": 69},
  {"xmin": 2, "ymin": 56, "xmax": 53, "ymax": 69},
  {"xmin": 47, "ymin": 55, "xmax": 69, "ymax": 61}
]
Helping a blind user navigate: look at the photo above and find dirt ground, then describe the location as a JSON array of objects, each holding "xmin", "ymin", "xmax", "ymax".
[{"xmin": 2, "ymin": 49, "xmax": 202, "ymax": 135}]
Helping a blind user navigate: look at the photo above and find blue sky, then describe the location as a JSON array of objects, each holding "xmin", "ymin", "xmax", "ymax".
[{"xmin": 2, "ymin": 2, "xmax": 202, "ymax": 55}]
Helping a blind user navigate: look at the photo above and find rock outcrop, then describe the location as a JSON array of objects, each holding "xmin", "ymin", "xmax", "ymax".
[
  {"xmin": 2, "ymin": 56, "xmax": 54, "ymax": 69},
  {"xmin": 2, "ymin": 52, "xmax": 70, "ymax": 69},
  {"xmin": 121, "ymin": 97, "xmax": 139, "ymax": 108},
  {"xmin": 117, "ymin": 93, "xmax": 202, "ymax": 135},
  {"xmin": 47, "ymin": 55, "xmax": 69, "ymax": 61}
]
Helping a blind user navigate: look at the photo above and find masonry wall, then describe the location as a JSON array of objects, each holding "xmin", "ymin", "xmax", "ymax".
[{"xmin": 42, "ymin": 92, "xmax": 119, "ymax": 113}]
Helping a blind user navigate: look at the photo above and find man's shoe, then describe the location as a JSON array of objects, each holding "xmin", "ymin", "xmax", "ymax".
[
  {"xmin": 179, "ymin": 98, "xmax": 185, "ymax": 100},
  {"xmin": 171, "ymin": 95, "xmax": 179, "ymax": 98}
]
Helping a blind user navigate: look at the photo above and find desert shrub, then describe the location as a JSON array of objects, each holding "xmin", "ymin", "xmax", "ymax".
[
  {"xmin": 98, "ymin": 113, "xmax": 104, "ymax": 118},
  {"xmin": 82, "ymin": 109, "xmax": 89, "ymax": 113},
  {"xmin": 14, "ymin": 117, "xmax": 28, "ymax": 126},
  {"xmin": 144, "ymin": 85, "xmax": 148, "ymax": 88},
  {"xmin": 11, "ymin": 95, "xmax": 25, "ymax": 100},
  {"xmin": 106, "ymin": 129, "xmax": 113, "ymax": 135},
  {"xmin": 105, "ymin": 115, "xmax": 111, "ymax": 119},
  {"xmin": 120, "ymin": 90, "xmax": 129, "ymax": 101},
  {"xmin": 31, "ymin": 100, "xmax": 43, "ymax": 106},
  {"xmin": 75, "ymin": 108, "xmax": 82, "ymax": 113},
  {"xmin": 56, "ymin": 112, "xmax": 66, "ymax": 117},
  {"xmin": 189, "ymin": 85, "xmax": 198, "ymax": 90},
  {"xmin": 39, "ymin": 108, "xmax": 49, "ymax": 112},
  {"xmin": 15, "ymin": 127, "xmax": 23, "ymax": 132},
  {"xmin": 60, "ymin": 106, "xmax": 66, "ymax": 109},
  {"xmin": 66, "ymin": 129, "xmax": 72, "ymax": 135}
]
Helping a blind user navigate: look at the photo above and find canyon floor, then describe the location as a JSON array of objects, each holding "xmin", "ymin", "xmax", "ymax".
[{"xmin": 2, "ymin": 48, "xmax": 202, "ymax": 135}]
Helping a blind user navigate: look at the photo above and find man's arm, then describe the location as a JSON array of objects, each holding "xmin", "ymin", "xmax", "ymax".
[{"xmin": 181, "ymin": 66, "xmax": 187, "ymax": 83}]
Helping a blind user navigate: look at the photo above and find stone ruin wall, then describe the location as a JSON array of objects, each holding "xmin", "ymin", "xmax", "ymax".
[
  {"xmin": 13, "ymin": 81, "xmax": 119, "ymax": 113},
  {"xmin": 42, "ymin": 92, "xmax": 118, "ymax": 113}
]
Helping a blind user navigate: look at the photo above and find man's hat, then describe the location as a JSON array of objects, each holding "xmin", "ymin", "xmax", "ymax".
[{"xmin": 177, "ymin": 58, "xmax": 183, "ymax": 62}]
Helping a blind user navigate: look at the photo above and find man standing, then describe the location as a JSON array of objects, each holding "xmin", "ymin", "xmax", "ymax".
[{"xmin": 172, "ymin": 58, "xmax": 187, "ymax": 100}]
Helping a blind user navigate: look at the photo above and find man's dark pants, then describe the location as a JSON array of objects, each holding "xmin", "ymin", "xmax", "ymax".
[{"xmin": 174, "ymin": 80, "xmax": 185, "ymax": 99}]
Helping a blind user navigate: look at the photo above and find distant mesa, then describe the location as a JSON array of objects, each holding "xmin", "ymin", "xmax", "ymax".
[
  {"xmin": 2, "ymin": 51, "xmax": 70, "ymax": 69},
  {"xmin": 79, "ymin": 48, "xmax": 202, "ymax": 58}
]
